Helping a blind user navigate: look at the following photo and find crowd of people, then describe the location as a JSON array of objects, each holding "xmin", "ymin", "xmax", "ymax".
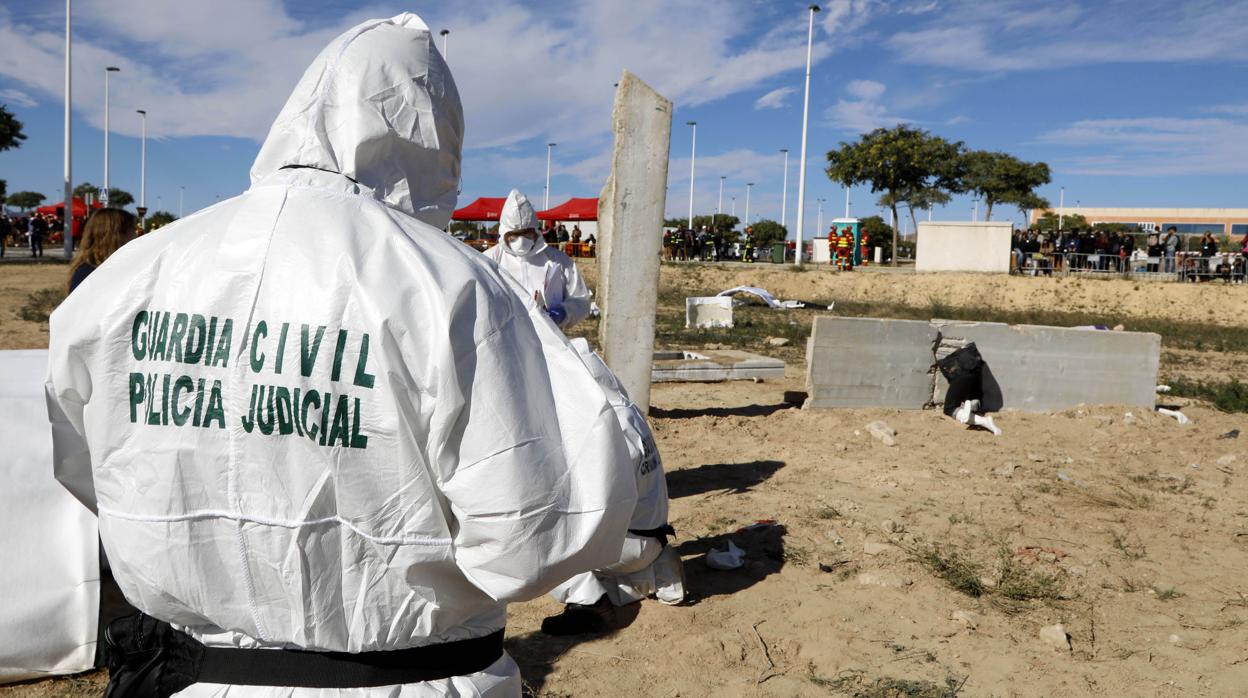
[
  {"xmin": 0, "ymin": 211, "xmax": 59, "ymax": 258},
  {"xmin": 1012, "ymin": 227, "xmax": 1248, "ymax": 282},
  {"xmin": 663, "ymin": 224, "xmax": 783, "ymax": 262}
]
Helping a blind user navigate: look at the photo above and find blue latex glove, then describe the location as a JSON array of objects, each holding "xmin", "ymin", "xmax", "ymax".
[{"xmin": 546, "ymin": 305, "xmax": 567, "ymax": 326}]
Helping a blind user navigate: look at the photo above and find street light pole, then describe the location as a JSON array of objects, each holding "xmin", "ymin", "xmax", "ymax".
[
  {"xmin": 1058, "ymin": 186, "xmax": 1065, "ymax": 232},
  {"xmin": 844, "ymin": 185, "xmax": 850, "ymax": 218},
  {"xmin": 439, "ymin": 29, "xmax": 449, "ymax": 60},
  {"xmin": 103, "ymin": 65, "xmax": 119, "ymax": 206},
  {"xmin": 794, "ymin": 4, "xmax": 820, "ymax": 265},
  {"xmin": 137, "ymin": 109, "xmax": 146, "ymax": 230},
  {"xmin": 745, "ymin": 183, "xmax": 753, "ymax": 228},
  {"xmin": 715, "ymin": 175, "xmax": 724, "ymax": 230},
  {"xmin": 686, "ymin": 121, "xmax": 697, "ymax": 228},
  {"xmin": 731, "ymin": 196, "xmax": 736, "ymax": 218},
  {"xmin": 779, "ymin": 148, "xmax": 789, "ymax": 232},
  {"xmin": 178, "ymin": 186, "xmax": 184, "ymax": 218},
  {"xmin": 544, "ymin": 142, "xmax": 556, "ymax": 209},
  {"xmin": 63, "ymin": 0, "xmax": 73, "ymax": 257},
  {"xmin": 817, "ymin": 198, "xmax": 824, "ymax": 239}
]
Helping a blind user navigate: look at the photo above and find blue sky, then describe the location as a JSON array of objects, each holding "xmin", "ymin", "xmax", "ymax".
[{"xmin": 2, "ymin": 0, "xmax": 1247, "ymax": 234}]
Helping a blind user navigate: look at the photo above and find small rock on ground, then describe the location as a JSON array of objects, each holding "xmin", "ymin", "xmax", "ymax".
[
  {"xmin": 865, "ymin": 421, "xmax": 897, "ymax": 447},
  {"xmin": 951, "ymin": 610, "xmax": 981, "ymax": 629},
  {"xmin": 765, "ymin": 337, "xmax": 790, "ymax": 347},
  {"xmin": 1039, "ymin": 624, "xmax": 1071, "ymax": 651},
  {"xmin": 857, "ymin": 571, "xmax": 911, "ymax": 588}
]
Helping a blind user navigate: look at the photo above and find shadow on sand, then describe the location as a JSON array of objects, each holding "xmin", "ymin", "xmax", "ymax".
[
  {"xmin": 665, "ymin": 459, "xmax": 785, "ymax": 499},
  {"xmin": 650, "ymin": 402, "xmax": 796, "ymax": 419}
]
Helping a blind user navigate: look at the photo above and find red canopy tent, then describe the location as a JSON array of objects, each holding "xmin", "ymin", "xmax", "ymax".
[
  {"xmin": 451, "ymin": 197, "xmax": 506, "ymax": 221},
  {"xmin": 35, "ymin": 197, "xmax": 102, "ymax": 218},
  {"xmin": 536, "ymin": 197, "xmax": 598, "ymax": 221}
]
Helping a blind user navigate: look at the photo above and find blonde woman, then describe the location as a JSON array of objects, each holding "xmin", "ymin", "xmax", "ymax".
[{"xmin": 67, "ymin": 208, "xmax": 136, "ymax": 293}]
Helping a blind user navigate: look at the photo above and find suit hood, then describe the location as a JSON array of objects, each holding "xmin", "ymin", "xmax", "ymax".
[{"xmin": 251, "ymin": 13, "xmax": 463, "ymax": 229}]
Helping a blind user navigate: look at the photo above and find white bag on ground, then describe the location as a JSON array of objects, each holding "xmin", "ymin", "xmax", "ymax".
[{"xmin": 0, "ymin": 350, "xmax": 98, "ymax": 684}]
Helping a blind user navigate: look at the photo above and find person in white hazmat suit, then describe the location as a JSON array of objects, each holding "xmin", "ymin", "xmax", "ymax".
[
  {"xmin": 45, "ymin": 13, "xmax": 639, "ymax": 697},
  {"xmin": 539, "ymin": 339, "xmax": 685, "ymax": 635},
  {"xmin": 483, "ymin": 191, "xmax": 592, "ymax": 331}
]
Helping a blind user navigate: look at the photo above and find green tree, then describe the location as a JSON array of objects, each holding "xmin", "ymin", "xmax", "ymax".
[
  {"xmin": 0, "ymin": 105, "xmax": 26, "ymax": 152},
  {"xmin": 747, "ymin": 219, "xmax": 787, "ymax": 249},
  {"xmin": 73, "ymin": 182, "xmax": 134, "ymax": 208},
  {"xmin": 858, "ymin": 215, "xmax": 895, "ymax": 262},
  {"xmin": 826, "ymin": 125, "xmax": 965, "ymax": 265},
  {"xmin": 6, "ymin": 191, "xmax": 46, "ymax": 210},
  {"xmin": 1032, "ymin": 211, "xmax": 1089, "ymax": 232},
  {"xmin": 1013, "ymin": 192, "xmax": 1050, "ymax": 221},
  {"xmin": 961, "ymin": 151, "xmax": 1051, "ymax": 221},
  {"xmin": 146, "ymin": 211, "xmax": 177, "ymax": 230},
  {"xmin": 107, "ymin": 188, "xmax": 134, "ymax": 208},
  {"xmin": 73, "ymin": 182, "xmax": 99, "ymax": 198}
]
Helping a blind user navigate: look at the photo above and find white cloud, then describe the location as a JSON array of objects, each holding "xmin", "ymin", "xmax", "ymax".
[
  {"xmin": 1038, "ymin": 116, "xmax": 1248, "ymax": 176},
  {"xmin": 821, "ymin": 0, "xmax": 878, "ymax": 35},
  {"xmin": 825, "ymin": 80, "xmax": 907, "ymax": 133},
  {"xmin": 0, "ymin": 0, "xmax": 848, "ymax": 153},
  {"xmin": 885, "ymin": 0, "xmax": 1248, "ymax": 72},
  {"xmin": 896, "ymin": 1, "xmax": 940, "ymax": 15},
  {"xmin": 0, "ymin": 87, "xmax": 37, "ymax": 108},
  {"xmin": 754, "ymin": 86, "xmax": 795, "ymax": 110},
  {"xmin": 845, "ymin": 79, "xmax": 885, "ymax": 100}
]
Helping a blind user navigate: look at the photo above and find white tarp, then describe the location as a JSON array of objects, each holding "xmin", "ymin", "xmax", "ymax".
[{"xmin": 0, "ymin": 349, "xmax": 98, "ymax": 684}]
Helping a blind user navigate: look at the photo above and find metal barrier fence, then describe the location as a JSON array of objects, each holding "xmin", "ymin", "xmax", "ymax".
[{"xmin": 1014, "ymin": 251, "xmax": 1247, "ymax": 283}]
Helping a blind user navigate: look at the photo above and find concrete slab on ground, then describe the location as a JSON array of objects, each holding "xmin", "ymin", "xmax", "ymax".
[
  {"xmin": 932, "ymin": 320, "xmax": 1161, "ymax": 411},
  {"xmin": 806, "ymin": 316, "xmax": 939, "ymax": 409},
  {"xmin": 652, "ymin": 349, "xmax": 785, "ymax": 382}
]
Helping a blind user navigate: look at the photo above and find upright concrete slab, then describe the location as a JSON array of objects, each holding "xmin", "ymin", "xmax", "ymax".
[
  {"xmin": 932, "ymin": 321, "xmax": 1161, "ymax": 411},
  {"xmin": 916, "ymin": 221, "xmax": 1012, "ymax": 273},
  {"xmin": 806, "ymin": 316, "xmax": 938, "ymax": 409},
  {"xmin": 597, "ymin": 71, "xmax": 672, "ymax": 411},
  {"xmin": 686, "ymin": 297, "xmax": 734, "ymax": 328},
  {"xmin": 652, "ymin": 349, "xmax": 785, "ymax": 382}
]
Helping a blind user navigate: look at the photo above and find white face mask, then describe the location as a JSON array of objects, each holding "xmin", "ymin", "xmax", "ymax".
[{"xmin": 505, "ymin": 235, "xmax": 536, "ymax": 257}]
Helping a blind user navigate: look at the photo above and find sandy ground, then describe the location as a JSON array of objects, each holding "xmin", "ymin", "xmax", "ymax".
[
  {"xmin": 585, "ymin": 261, "xmax": 1246, "ymax": 328},
  {"xmin": 4, "ymin": 262, "xmax": 1247, "ymax": 697}
]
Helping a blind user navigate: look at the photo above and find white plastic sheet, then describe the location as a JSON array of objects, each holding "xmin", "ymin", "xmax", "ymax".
[{"xmin": 0, "ymin": 350, "xmax": 98, "ymax": 684}]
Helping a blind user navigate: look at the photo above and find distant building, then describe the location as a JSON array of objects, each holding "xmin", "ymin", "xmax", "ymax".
[{"xmin": 1029, "ymin": 207, "xmax": 1248, "ymax": 237}]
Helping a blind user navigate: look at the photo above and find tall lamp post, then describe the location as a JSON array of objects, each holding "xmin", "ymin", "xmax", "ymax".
[
  {"xmin": 686, "ymin": 121, "xmax": 696, "ymax": 228},
  {"xmin": 103, "ymin": 65, "xmax": 120, "ymax": 206},
  {"xmin": 779, "ymin": 148, "xmax": 789, "ymax": 232},
  {"xmin": 816, "ymin": 198, "xmax": 824, "ymax": 239},
  {"xmin": 844, "ymin": 185, "xmax": 850, "ymax": 218},
  {"xmin": 715, "ymin": 175, "xmax": 725, "ymax": 230},
  {"xmin": 439, "ymin": 29, "xmax": 449, "ymax": 59},
  {"xmin": 178, "ymin": 186, "xmax": 184, "ymax": 218},
  {"xmin": 137, "ymin": 109, "xmax": 146, "ymax": 230},
  {"xmin": 62, "ymin": 0, "xmax": 73, "ymax": 257},
  {"xmin": 544, "ymin": 142, "xmax": 556, "ymax": 209},
  {"xmin": 1058, "ymin": 186, "xmax": 1065, "ymax": 232},
  {"xmin": 794, "ymin": 4, "xmax": 820, "ymax": 265},
  {"xmin": 744, "ymin": 182, "xmax": 753, "ymax": 227}
]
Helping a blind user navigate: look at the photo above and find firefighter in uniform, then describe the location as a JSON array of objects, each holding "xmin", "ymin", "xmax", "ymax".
[
  {"xmin": 743, "ymin": 226, "xmax": 755, "ymax": 263},
  {"xmin": 834, "ymin": 227, "xmax": 851, "ymax": 271}
]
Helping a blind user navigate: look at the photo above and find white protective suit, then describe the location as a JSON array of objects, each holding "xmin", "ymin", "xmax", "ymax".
[
  {"xmin": 483, "ymin": 191, "xmax": 592, "ymax": 331},
  {"xmin": 549, "ymin": 340, "xmax": 684, "ymax": 608},
  {"xmin": 45, "ymin": 13, "xmax": 637, "ymax": 697}
]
